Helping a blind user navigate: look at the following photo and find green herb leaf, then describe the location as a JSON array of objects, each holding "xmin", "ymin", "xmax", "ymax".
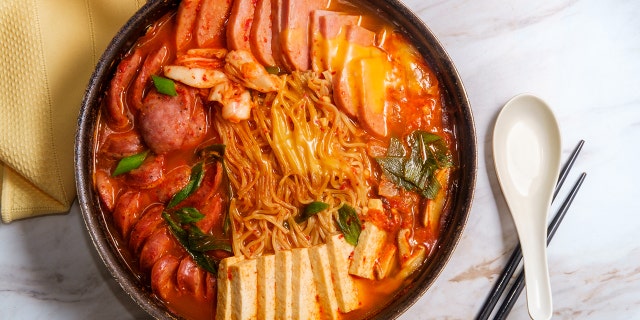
[
  {"xmin": 375, "ymin": 131, "xmax": 452, "ymax": 199},
  {"xmin": 188, "ymin": 229, "xmax": 233, "ymax": 252},
  {"xmin": 167, "ymin": 162, "xmax": 205, "ymax": 208},
  {"xmin": 152, "ymin": 75, "xmax": 177, "ymax": 96},
  {"xmin": 336, "ymin": 204, "xmax": 362, "ymax": 246},
  {"xmin": 265, "ymin": 65, "xmax": 281, "ymax": 75},
  {"xmin": 200, "ymin": 144, "xmax": 226, "ymax": 162},
  {"xmin": 296, "ymin": 201, "xmax": 329, "ymax": 223},
  {"xmin": 112, "ymin": 150, "xmax": 149, "ymax": 176},
  {"xmin": 176, "ymin": 207, "xmax": 205, "ymax": 224}
]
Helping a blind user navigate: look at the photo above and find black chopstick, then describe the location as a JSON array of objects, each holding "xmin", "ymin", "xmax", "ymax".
[
  {"xmin": 476, "ymin": 140, "xmax": 585, "ymax": 320},
  {"xmin": 493, "ymin": 172, "xmax": 586, "ymax": 320}
]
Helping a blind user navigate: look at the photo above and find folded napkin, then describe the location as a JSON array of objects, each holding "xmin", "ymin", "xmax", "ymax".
[{"xmin": 0, "ymin": 0, "xmax": 144, "ymax": 223}]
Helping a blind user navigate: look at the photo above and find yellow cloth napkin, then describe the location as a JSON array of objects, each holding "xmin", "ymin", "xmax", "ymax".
[{"xmin": 0, "ymin": 0, "xmax": 144, "ymax": 223}]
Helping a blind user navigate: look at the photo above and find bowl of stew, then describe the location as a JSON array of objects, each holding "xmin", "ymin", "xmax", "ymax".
[{"xmin": 75, "ymin": 0, "xmax": 477, "ymax": 319}]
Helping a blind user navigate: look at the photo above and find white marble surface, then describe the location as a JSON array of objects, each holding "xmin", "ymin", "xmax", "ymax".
[{"xmin": 1, "ymin": 0, "xmax": 639, "ymax": 319}]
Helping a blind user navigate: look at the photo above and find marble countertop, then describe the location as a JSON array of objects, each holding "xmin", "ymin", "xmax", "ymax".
[{"xmin": 1, "ymin": 0, "xmax": 639, "ymax": 319}]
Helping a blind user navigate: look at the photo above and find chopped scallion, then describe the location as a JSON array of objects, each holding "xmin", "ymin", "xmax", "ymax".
[
  {"xmin": 151, "ymin": 75, "xmax": 177, "ymax": 96},
  {"xmin": 112, "ymin": 150, "xmax": 149, "ymax": 176}
]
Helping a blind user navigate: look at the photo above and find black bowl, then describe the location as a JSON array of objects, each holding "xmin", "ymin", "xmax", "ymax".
[{"xmin": 75, "ymin": 0, "xmax": 477, "ymax": 318}]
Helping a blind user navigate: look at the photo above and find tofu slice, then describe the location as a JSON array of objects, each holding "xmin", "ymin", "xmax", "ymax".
[
  {"xmin": 275, "ymin": 250, "xmax": 293, "ymax": 320},
  {"xmin": 216, "ymin": 255, "xmax": 245, "ymax": 320},
  {"xmin": 257, "ymin": 254, "xmax": 276, "ymax": 320},
  {"xmin": 309, "ymin": 244, "xmax": 340, "ymax": 320},
  {"xmin": 229, "ymin": 259, "xmax": 258, "ymax": 320},
  {"xmin": 291, "ymin": 248, "xmax": 319, "ymax": 319},
  {"xmin": 326, "ymin": 234, "xmax": 360, "ymax": 312},
  {"xmin": 349, "ymin": 222, "xmax": 387, "ymax": 279}
]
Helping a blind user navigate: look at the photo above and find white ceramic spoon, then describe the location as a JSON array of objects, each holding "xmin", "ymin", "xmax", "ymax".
[{"xmin": 493, "ymin": 94, "xmax": 562, "ymax": 320}]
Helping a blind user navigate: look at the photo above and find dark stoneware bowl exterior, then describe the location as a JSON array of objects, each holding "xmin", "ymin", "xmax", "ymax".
[{"xmin": 75, "ymin": 0, "xmax": 477, "ymax": 318}]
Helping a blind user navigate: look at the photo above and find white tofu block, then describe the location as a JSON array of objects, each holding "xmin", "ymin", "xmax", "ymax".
[
  {"xmin": 309, "ymin": 244, "xmax": 340, "ymax": 320},
  {"xmin": 326, "ymin": 234, "xmax": 360, "ymax": 312},
  {"xmin": 229, "ymin": 259, "xmax": 258, "ymax": 320},
  {"xmin": 349, "ymin": 222, "xmax": 387, "ymax": 279},
  {"xmin": 257, "ymin": 254, "xmax": 276, "ymax": 320},
  {"xmin": 291, "ymin": 248, "xmax": 319, "ymax": 320},
  {"xmin": 275, "ymin": 250, "xmax": 293, "ymax": 320},
  {"xmin": 216, "ymin": 255, "xmax": 245, "ymax": 320}
]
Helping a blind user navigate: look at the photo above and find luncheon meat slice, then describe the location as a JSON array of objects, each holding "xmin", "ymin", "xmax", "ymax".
[
  {"xmin": 130, "ymin": 45, "xmax": 170, "ymax": 111},
  {"xmin": 196, "ymin": 0, "xmax": 232, "ymax": 48},
  {"xmin": 227, "ymin": 0, "xmax": 256, "ymax": 51},
  {"xmin": 250, "ymin": 0, "xmax": 276, "ymax": 66},
  {"xmin": 138, "ymin": 84, "xmax": 206, "ymax": 154},
  {"xmin": 280, "ymin": 0, "xmax": 330, "ymax": 71},
  {"xmin": 310, "ymin": 10, "xmax": 360, "ymax": 71},
  {"xmin": 106, "ymin": 49, "xmax": 144, "ymax": 131},
  {"xmin": 176, "ymin": 0, "xmax": 202, "ymax": 51}
]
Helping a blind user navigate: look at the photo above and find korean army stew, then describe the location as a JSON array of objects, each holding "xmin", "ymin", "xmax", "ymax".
[{"xmin": 93, "ymin": 0, "xmax": 457, "ymax": 319}]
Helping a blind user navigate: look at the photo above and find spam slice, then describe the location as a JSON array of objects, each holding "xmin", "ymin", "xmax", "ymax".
[
  {"xmin": 325, "ymin": 234, "xmax": 360, "ymax": 312},
  {"xmin": 227, "ymin": 0, "xmax": 256, "ymax": 51},
  {"xmin": 349, "ymin": 222, "xmax": 388, "ymax": 279}
]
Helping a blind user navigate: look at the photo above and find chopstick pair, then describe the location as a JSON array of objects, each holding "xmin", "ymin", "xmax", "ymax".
[{"xmin": 476, "ymin": 140, "xmax": 587, "ymax": 320}]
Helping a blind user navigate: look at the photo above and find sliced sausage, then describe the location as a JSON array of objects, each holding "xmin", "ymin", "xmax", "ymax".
[
  {"xmin": 95, "ymin": 169, "xmax": 117, "ymax": 212},
  {"xmin": 112, "ymin": 190, "xmax": 145, "ymax": 238},
  {"xmin": 194, "ymin": 193, "xmax": 223, "ymax": 234},
  {"xmin": 280, "ymin": 0, "xmax": 330, "ymax": 71},
  {"xmin": 139, "ymin": 227, "xmax": 175, "ymax": 272},
  {"xmin": 125, "ymin": 154, "xmax": 165, "ymax": 189},
  {"xmin": 100, "ymin": 130, "xmax": 144, "ymax": 159},
  {"xmin": 227, "ymin": 0, "xmax": 256, "ymax": 51},
  {"xmin": 138, "ymin": 84, "xmax": 206, "ymax": 154},
  {"xmin": 130, "ymin": 45, "xmax": 170, "ymax": 111},
  {"xmin": 250, "ymin": 0, "xmax": 276, "ymax": 66},
  {"xmin": 105, "ymin": 49, "xmax": 144, "ymax": 131},
  {"xmin": 129, "ymin": 205, "xmax": 165, "ymax": 254},
  {"xmin": 332, "ymin": 66, "xmax": 358, "ymax": 118},
  {"xmin": 153, "ymin": 164, "xmax": 192, "ymax": 203},
  {"xmin": 176, "ymin": 0, "xmax": 202, "ymax": 51},
  {"xmin": 151, "ymin": 254, "xmax": 181, "ymax": 301},
  {"xmin": 176, "ymin": 257, "xmax": 205, "ymax": 296},
  {"xmin": 195, "ymin": 0, "xmax": 232, "ymax": 48}
]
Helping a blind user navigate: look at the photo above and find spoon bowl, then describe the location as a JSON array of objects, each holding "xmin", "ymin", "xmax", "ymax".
[{"xmin": 493, "ymin": 94, "xmax": 561, "ymax": 319}]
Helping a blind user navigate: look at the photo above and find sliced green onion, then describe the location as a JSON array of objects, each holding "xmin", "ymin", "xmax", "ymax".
[
  {"xmin": 167, "ymin": 162, "xmax": 205, "ymax": 208},
  {"xmin": 336, "ymin": 204, "xmax": 362, "ymax": 246},
  {"xmin": 295, "ymin": 201, "xmax": 329, "ymax": 223},
  {"xmin": 152, "ymin": 75, "xmax": 177, "ymax": 96},
  {"xmin": 265, "ymin": 65, "xmax": 281, "ymax": 75},
  {"xmin": 176, "ymin": 207, "xmax": 205, "ymax": 224},
  {"xmin": 112, "ymin": 150, "xmax": 149, "ymax": 176}
]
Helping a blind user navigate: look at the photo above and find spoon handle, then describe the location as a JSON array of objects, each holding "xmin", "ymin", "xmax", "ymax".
[{"xmin": 513, "ymin": 205, "xmax": 553, "ymax": 320}]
